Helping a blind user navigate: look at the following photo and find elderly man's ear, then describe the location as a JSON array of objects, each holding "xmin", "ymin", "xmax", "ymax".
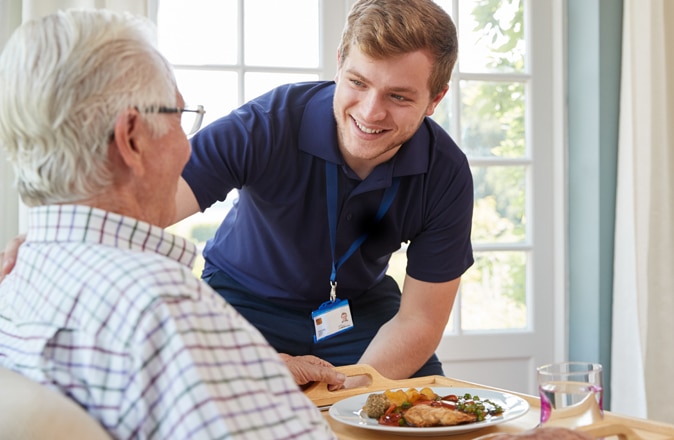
[{"xmin": 110, "ymin": 109, "xmax": 147, "ymax": 177}]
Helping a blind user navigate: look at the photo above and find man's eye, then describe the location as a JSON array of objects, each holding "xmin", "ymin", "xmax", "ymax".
[
  {"xmin": 350, "ymin": 79, "xmax": 364, "ymax": 87},
  {"xmin": 391, "ymin": 94, "xmax": 406, "ymax": 101}
]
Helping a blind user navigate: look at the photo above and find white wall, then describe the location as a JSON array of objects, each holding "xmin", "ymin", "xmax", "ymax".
[{"xmin": 0, "ymin": 0, "xmax": 23, "ymax": 246}]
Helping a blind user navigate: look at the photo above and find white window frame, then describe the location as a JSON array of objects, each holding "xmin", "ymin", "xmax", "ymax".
[
  {"xmin": 434, "ymin": 0, "xmax": 567, "ymax": 394},
  {"xmin": 151, "ymin": 0, "xmax": 352, "ymax": 101}
]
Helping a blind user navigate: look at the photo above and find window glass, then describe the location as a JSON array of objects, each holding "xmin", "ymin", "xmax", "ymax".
[
  {"xmin": 244, "ymin": 72, "xmax": 319, "ymax": 102},
  {"xmin": 174, "ymin": 70, "xmax": 239, "ymax": 128},
  {"xmin": 471, "ymin": 165, "xmax": 527, "ymax": 244},
  {"xmin": 459, "ymin": 80, "xmax": 526, "ymax": 158},
  {"xmin": 244, "ymin": 0, "xmax": 319, "ymax": 68},
  {"xmin": 158, "ymin": 0, "xmax": 238, "ymax": 65},
  {"xmin": 458, "ymin": 0, "xmax": 525, "ymax": 73},
  {"xmin": 460, "ymin": 251, "xmax": 528, "ymax": 331}
]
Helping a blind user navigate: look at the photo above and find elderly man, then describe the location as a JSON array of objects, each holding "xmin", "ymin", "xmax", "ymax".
[{"xmin": 0, "ymin": 8, "xmax": 336, "ymax": 439}]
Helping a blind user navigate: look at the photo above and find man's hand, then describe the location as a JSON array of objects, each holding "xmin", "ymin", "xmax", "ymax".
[
  {"xmin": 0, "ymin": 234, "xmax": 25, "ymax": 283},
  {"xmin": 279, "ymin": 354, "xmax": 346, "ymax": 389}
]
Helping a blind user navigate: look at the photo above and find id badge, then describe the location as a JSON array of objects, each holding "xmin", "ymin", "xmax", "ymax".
[{"xmin": 312, "ymin": 298, "xmax": 354, "ymax": 342}]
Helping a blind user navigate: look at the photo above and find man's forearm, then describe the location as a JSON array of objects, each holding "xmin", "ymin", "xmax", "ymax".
[
  {"xmin": 356, "ymin": 276, "xmax": 459, "ymax": 380},
  {"xmin": 356, "ymin": 316, "xmax": 444, "ymax": 380}
]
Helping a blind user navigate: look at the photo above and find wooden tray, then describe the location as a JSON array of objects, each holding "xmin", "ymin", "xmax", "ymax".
[
  {"xmin": 303, "ymin": 364, "xmax": 486, "ymax": 408},
  {"xmin": 304, "ymin": 364, "xmax": 674, "ymax": 440},
  {"xmin": 577, "ymin": 421, "xmax": 641, "ymax": 439}
]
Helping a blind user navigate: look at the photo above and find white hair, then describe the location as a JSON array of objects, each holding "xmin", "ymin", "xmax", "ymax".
[{"xmin": 0, "ymin": 8, "xmax": 177, "ymax": 206}]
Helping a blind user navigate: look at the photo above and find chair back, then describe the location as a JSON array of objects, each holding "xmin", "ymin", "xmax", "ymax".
[{"xmin": 0, "ymin": 367, "xmax": 112, "ymax": 440}]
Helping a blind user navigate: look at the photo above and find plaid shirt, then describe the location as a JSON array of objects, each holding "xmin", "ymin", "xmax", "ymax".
[{"xmin": 0, "ymin": 205, "xmax": 334, "ymax": 440}]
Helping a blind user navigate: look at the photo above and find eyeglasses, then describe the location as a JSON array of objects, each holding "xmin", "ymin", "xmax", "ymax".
[{"xmin": 143, "ymin": 105, "xmax": 206, "ymax": 136}]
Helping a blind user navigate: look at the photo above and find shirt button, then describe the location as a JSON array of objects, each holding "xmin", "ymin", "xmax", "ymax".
[{"xmin": 346, "ymin": 213, "xmax": 353, "ymax": 221}]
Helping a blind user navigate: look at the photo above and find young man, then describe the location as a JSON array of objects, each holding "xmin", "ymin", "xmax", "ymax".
[
  {"xmin": 174, "ymin": 0, "xmax": 474, "ymax": 383},
  {"xmin": 0, "ymin": 9, "xmax": 334, "ymax": 439}
]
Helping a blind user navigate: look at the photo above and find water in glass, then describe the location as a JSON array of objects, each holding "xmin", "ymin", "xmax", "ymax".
[{"xmin": 537, "ymin": 362, "xmax": 603, "ymax": 429}]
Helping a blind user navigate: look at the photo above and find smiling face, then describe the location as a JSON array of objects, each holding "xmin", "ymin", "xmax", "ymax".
[{"xmin": 333, "ymin": 45, "xmax": 448, "ymax": 179}]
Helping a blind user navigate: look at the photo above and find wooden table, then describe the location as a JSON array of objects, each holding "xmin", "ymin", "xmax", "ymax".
[{"xmin": 304, "ymin": 365, "xmax": 674, "ymax": 440}]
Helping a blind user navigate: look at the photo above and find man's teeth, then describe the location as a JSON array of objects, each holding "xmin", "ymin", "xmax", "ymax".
[{"xmin": 355, "ymin": 119, "xmax": 383, "ymax": 134}]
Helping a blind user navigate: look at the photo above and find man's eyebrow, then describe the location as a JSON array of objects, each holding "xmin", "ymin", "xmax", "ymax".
[
  {"xmin": 389, "ymin": 85, "xmax": 419, "ymax": 95},
  {"xmin": 344, "ymin": 68, "xmax": 366, "ymax": 81},
  {"xmin": 345, "ymin": 69, "xmax": 420, "ymax": 95}
]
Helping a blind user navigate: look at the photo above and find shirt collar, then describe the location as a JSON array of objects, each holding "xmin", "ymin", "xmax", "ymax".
[{"xmin": 26, "ymin": 205, "xmax": 197, "ymax": 269}]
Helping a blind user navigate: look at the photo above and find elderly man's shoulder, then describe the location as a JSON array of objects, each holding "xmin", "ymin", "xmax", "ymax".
[{"xmin": 74, "ymin": 241, "xmax": 206, "ymax": 310}]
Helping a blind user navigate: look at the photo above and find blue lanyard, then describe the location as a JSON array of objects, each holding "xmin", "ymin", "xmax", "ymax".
[{"xmin": 325, "ymin": 161, "xmax": 400, "ymax": 301}]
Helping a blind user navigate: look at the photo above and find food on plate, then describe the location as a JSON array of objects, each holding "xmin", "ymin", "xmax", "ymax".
[
  {"xmin": 404, "ymin": 404, "xmax": 477, "ymax": 426},
  {"xmin": 363, "ymin": 393, "xmax": 390, "ymax": 418},
  {"xmin": 361, "ymin": 388, "xmax": 504, "ymax": 428}
]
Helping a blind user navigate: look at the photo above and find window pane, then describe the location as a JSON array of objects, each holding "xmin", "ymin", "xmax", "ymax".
[
  {"xmin": 244, "ymin": 0, "xmax": 319, "ymax": 68},
  {"xmin": 174, "ymin": 70, "xmax": 239, "ymax": 128},
  {"xmin": 158, "ymin": 0, "xmax": 238, "ymax": 65},
  {"xmin": 460, "ymin": 80, "xmax": 525, "ymax": 158},
  {"xmin": 387, "ymin": 246, "xmax": 456, "ymax": 331},
  {"xmin": 244, "ymin": 72, "xmax": 319, "ymax": 102},
  {"xmin": 460, "ymin": 251, "xmax": 528, "ymax": 330},
  {"xmin": 472, "ymin": 165, "xmax": 526, "ymax": 244},
  {"xmin": 458, "ymin": 0, "xmax": 525, "ymax": 73},
  {"xmin": 430, "ymin": 95, "xmax": 452, "ymax": 133},
  {"xmin": 386, "ymin": 246, "xmax": 407, "ymax": 288}
]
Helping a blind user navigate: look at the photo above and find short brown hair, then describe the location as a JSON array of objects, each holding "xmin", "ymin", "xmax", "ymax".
[{"xmin": 338, "ymin": 0, "xmax": 458, "ymax": 96}]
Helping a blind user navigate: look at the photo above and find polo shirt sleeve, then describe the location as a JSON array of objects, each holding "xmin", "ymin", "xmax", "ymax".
[
  {"xmin": 405, "ymin": 143, "xmax": 475, "ymax": 283},
  {"xmin": 181, "ymin": 98, "xmax": 271, "ymax": 211}
]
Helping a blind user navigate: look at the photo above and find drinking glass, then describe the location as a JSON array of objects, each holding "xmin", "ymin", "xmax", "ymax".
[{"xmin": 537, "ymin": 362, "xmax": 603, "ymax": 429}]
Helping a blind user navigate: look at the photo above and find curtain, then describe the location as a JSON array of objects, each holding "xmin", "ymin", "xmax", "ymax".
[{"xmin": 611, "ymin": 0, "xmax": 674, "ymax": 424}]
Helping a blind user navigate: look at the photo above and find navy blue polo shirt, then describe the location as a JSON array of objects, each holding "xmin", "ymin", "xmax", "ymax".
[{"xmin": 182, "ymin": 81, "xmax": 474, "ymax": 309}]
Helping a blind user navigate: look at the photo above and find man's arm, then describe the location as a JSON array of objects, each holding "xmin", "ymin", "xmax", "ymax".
[
  {"xmin": 174, "ymin": 176, "xmax": 201, "ymax": 224},
  {"xmin": 355, "ymin": 274, "xmax": 460, "ymax": 380}
]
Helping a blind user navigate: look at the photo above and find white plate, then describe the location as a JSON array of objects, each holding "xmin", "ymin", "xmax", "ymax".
[{"xmin": 328, "ymin": 387, "xmax": 530, "ymax": 437}]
